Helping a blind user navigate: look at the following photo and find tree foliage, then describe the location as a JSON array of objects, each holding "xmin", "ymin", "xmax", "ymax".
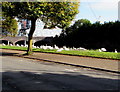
[
  {"xmin": 74, "ymin": 19, "xmax": 91, "ymax": 27},
  {"xmin": 54, "ymin": 20, "xmax": 120, "ymax": 52},
  {"xmin": 2, "ymin": 17, "xmax": 18, "ymax": 37},
  {"xmin": 2, "ymin": 2, "xmax": 79, "ymax": 54},
  {"xmin": 2, "ymin": 2, "xmax": 79, "ymax": 29},
  {"xmin": 63, "ymin": 19, "xmax": 91, "ymax": 34}
]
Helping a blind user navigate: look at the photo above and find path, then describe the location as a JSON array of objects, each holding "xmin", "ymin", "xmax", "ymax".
[{"xmin": 1, "ymin": 49, "xmax": 119, "ymax": 73}]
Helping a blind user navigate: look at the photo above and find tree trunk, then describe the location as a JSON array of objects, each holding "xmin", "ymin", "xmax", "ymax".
[{"xmin": 27, "ymin": 18, "xmax": 37, "ymax": 55}]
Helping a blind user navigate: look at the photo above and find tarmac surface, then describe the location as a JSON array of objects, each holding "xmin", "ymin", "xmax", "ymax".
[
  {"xmin": 1, "ymin": 50, "xmax": 120, "ymax": 91},
  {"xmin": 1, "ymin": 49, "xmax": 120, "ymax": 73}
]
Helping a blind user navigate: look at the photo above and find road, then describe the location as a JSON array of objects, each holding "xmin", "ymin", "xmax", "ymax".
[
  {"xmin": 1, "ymin": 49, "xmax": 119, "ymax": 73},
  {"xmin": 1, "ymin": 52, "xmax": 120, "ymax": 91}
]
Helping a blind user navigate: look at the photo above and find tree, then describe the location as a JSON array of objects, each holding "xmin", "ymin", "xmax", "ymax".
[
  {"xmin": 73, "ymin": 19, "xmax": 91, "ymax": 28},
  {"xmin": 2, "ymin": 17, "xmax": 18, "ymax": 37},
  {"xmin": 2, "ymin": 2, "xmax": 79, "ymax": 54}
]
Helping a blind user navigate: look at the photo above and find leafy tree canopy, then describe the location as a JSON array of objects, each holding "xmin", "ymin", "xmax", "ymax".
[
  {"xmin": 62, "ymin": 19, "xmax": 91, "ymax": 34},
  {"xmin": 2, "ymin": 2, "xmax": 79, "ymax": 29},
  {"xmin": 73, "ymin": 19, "xmax": 91, "ymax": 28},
  {"xmin": 2, "ymin": 17, "xmax": 18, "ymax": 37},
  {"xmin": 2, "ymin": 2, "xmax": 79, "ymax": 54}
]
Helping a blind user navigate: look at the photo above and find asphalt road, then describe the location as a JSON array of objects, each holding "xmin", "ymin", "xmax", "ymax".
[{"xmin": 1, "ymin": 53, "xmax": 120, "ymax": 91}]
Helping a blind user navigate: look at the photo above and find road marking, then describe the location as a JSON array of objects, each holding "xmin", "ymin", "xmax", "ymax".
[{"xmin": 65, "ymin": 69, "xmax": 78, "ymax": 72}]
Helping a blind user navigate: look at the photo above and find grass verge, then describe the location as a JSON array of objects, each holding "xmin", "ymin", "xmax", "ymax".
[{"xmin": 1, "ymin": 45, "xmax": 120, "ymax": 60}]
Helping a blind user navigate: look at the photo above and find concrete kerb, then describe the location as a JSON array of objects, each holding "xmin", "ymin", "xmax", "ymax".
[
  {"xmin": 16, "ymin": 53, "xmax": 120, "ymax": 74},
  {"xmin": 2, "ymin": 48, "xmax": 120, "ymax": 61},
  {"xmin": 1, "ymin": 49, "xmax": 120, "ymax": 74}
]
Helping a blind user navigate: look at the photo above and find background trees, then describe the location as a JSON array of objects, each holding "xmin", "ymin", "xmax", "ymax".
[
  {"xmin": 2, "ymin": 2, "xmax": 79, "ymax": 54},
  {"xmin": 2, "ymin": 17, "xmax": 18, "ymax": 37},
  {"xmin": 54, "ymin": 19, "xmax": 120, "ymax": 52}
]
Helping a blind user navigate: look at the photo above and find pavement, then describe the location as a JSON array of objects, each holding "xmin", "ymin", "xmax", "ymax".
[
  {"xmin": 1, "ymin": 53, "xmax": 119, "ymax": 90},
  {"xmin": 1, "ymin": 49, "xmax": 120, "ymax": 73}
]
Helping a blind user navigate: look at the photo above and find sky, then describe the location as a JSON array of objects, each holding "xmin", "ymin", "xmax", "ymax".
[
  {"xmin": 32, "ymin": 19, "xmax": 62, "ymax": 37},
  {"xmin": 75, "ymin": 0, "xmax": 119, "ymax": 23},
  {"xmin": 24, "ymin": 0, "xmax": 120, "ymax": 37}
]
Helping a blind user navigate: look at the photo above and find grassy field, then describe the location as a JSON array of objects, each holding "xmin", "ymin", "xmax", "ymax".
[{"xmin": 1, "ymin": 45, "xmax": 120, "ymax": 60}]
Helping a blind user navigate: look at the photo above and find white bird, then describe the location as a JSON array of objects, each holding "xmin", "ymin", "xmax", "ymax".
[
  {"xmin": 64, "ymin": 47, "xmax": 69, "ymax": 51},
  {"xmin": 73, "ymin": 47, "xmax": 77, "ymax": 50},
  {"xmin": 79, "ymin": 47, "xmax": 87, "ymax": 50},
  {"xmin": 101, "ymin": 48, "xmax": 107, "ymax": 52},
  {"xmin": 42, "ymin": 46, "xmax": 47, "ymax": 50},
  {"xmin": 10, "ymin": 44, "xmax": 13, "ymax": 46},
  {"xmin": 115, "ymin": 49, "xmax": 118, "ymax": 53},
  {"xmin": 63, "ymin": 46, "xmax": 66, "ymax": 49},
  {"xmin": 40, "ymin": 45, "xmax": 43, "ymax": 49},
  {"xmin": 36, "ymin": 46, "xmax": 39, "ymax": 48},
  {"xmin": 57, "ymin": 48, "xmax": 64, "ymax": 52},
  {"xmin": 99, "ymin": 49, "xmax": 102, "ymax": 52},
  {"xmin": 2, "ymin": 43, "xmax": 6, "ymax": 46},
  {"xmin": 54, "ymin": 45, "xmax": 59, "ymax": 50},
  {"xmin": 16, "ymin": 44, "xmax": 20, "ymax": 47},
  {"xmin": 63, "ymin": 46, "xmax": 69, "ymax": 51},
  {"xmin": 69, "ymin": 48, "xmax": 73, "ymax": 50},
  {"xmin": 21, "ymin": 45, "xmax": 24, "ymax": 47},
  {"xmin": 32, "ymin": 45, "xmax": 36, "ymax": 48},
  {"xmin": 25, "ymin": 44, "xmax": 28, "ymax": 47},
  {"xmin": 47, "ymin": 46, "xmax": 53, "ymax": 50}
]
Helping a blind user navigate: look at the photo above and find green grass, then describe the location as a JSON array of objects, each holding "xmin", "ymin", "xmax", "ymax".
[
  {"xmin": 1, "ymin": 45, "xmax": 27, "ymax": 50},
  {"xmin": 1, "ymin": 45, "xmax": 120, "ymax": 60}
]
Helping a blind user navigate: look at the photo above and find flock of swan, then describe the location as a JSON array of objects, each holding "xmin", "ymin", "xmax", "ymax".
[{"xmin": 2, "ymin": 43, "xmax": 118, "ymax": 53}]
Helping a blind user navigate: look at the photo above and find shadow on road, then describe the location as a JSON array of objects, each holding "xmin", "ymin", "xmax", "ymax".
[
  {"xmin": 2, "ymin": 71, "xmax": 120, "ymax": 91},
  {"xmin": 0, "ymin": 52, "xmax": 18, "ymax": 56}
]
